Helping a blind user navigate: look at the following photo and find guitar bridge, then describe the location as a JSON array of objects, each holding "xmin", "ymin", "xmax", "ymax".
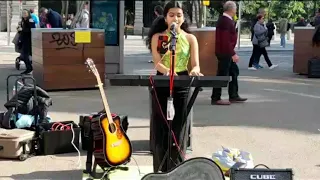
[{"xmin": 111, "ymin": 140, "xmax": 122, "ymax": 147}]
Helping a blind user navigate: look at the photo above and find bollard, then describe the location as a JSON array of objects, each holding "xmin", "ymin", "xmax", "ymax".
[
  {"xmin": 287, "ymin": 29, "xmax": 291, "ymax": 40},
  {"xmin": 124, "ymin": 26, "xmax": 128, "ymax": 39},
  {"xmin": 142, "ymin": 27, "xmax": 144, "ymax": 39},
  {"xmin": 272, "ymin": 24, "xmax": 277, "ymax": 40}
]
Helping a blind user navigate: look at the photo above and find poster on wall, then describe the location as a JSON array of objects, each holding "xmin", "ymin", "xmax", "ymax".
[{"xmin": 90, "ymin": 0, "xmax": 119, "ymax": 46}]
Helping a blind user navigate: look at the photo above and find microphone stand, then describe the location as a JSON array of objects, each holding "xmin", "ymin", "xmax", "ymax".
[{"xmin": 166, "ymin": 26, "xmax": 177, "ymax": 170}]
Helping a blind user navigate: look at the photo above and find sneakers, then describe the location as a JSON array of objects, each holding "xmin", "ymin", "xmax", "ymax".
[
  {"xmin": 269, "ymin": 64, "xmax": 278, "ymax": 69},
  {"xmin": 248, "ymin": 67, "xmax": 257, "ymax": 70},
  {"xmin": 249, "ymin": 64, "xmax": 263, "ymax": 70},
  {"xmin": 249, "ymin": 64, "xmax": 278, "ymax": 70}
]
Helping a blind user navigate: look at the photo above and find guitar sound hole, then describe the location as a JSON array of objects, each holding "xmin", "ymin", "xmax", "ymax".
[{"xmin": 109, "ymin": 123, "xmax": 116, "ymax": 133}]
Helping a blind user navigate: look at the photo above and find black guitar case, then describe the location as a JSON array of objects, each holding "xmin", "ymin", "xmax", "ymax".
[
  {"xmin": 141, "ymin": 157, "xmax": 225, "ymax": 180},
  {"xmin": 308, "ymin": 57, "xmax": 320, "ymax": 78}
]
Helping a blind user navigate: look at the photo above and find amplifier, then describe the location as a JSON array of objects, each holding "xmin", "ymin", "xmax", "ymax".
[{"xmin": 230, "ymin": 164, "xmax": 293, "ymax": 180}]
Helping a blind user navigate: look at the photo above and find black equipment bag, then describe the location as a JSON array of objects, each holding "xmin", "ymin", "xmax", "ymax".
[
  {"xmin": 79, "ymin": 113, "xmax": 128, "ymax": 151},
  {"xmin": 230, "ymin": 164, "xmax": 293, "ymax": 180},
  {"xmin": 308, "ymin": 57, "xmax": 320, "ymax": 78},
  {"xmin": 81, "ymin": 111, "xmax": 129, "ymax": 178}
]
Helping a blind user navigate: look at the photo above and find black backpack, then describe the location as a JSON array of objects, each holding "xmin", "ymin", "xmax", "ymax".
[
  {"xmin": 0, "ymin": 108, "xmax": 15, "ymax": 129},
  {"xmin": 308, "ymin": 57, "xmax": 320, "ymax": 78}
]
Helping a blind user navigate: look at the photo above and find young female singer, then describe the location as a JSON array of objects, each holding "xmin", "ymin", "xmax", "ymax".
[{"xmin": 145, "ymin": 1, "xmax": 202, "ymax": 173}]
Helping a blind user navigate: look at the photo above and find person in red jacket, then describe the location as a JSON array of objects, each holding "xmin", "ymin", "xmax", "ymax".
[{"xmin": 211, "ymin": 1, "xmax": 247, "ymax": 105}]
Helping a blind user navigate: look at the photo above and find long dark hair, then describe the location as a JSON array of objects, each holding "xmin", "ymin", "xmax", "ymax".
[
  {"xmin": 312, "ymin": 26, "xmax": 320, "ymax": 47},
  {"xmin": 154, "ymin": 5, "xmax": 163, "ymax": 16},
  {"xmin": 145, "ymin": 1, "xmax": 190, "ymax": 51},
  {"xmin": 21, "ymin": 9, "xmax": 31, "ymax": 21}
]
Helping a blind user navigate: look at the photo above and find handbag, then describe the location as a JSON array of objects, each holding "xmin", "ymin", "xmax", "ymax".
[{"xmin": 12, "ymin": 32, "xmax": 20, "ymax": 45}]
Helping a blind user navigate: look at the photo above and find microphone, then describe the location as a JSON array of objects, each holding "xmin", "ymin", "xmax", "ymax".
[{"xmin": 170, "ymin": 22, "xmax": 177, "ymax": 31}]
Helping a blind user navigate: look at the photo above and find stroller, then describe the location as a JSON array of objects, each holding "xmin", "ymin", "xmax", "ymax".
[
  {"xmin": 12, "ymin": 32, "xmax": 32, "ymax": 71},
  {"xmin": 14, "ymin": 47, "xmax": 23, "ymax": 71},
  {"xmin": 0, "ymin": 75, "xmax": 52, "ymax": 160},
  {"xmin": 12, "ymin": 31, "xmax": 22, "ymax": 70},
  {"xmin": 3, "ymin": 75, "xmax": 52, "ymax": 129}
]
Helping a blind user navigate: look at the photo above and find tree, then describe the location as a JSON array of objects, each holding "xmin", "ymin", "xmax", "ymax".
[
  {"xmin": 241, "ymin": 1, "xmax": 269, "ymax": 20},
  {"xmin": 61, "ymin": 0, "xmax": 69, "ymax": 27},
  {"xmin": 192, "ymin": 0, "xmax": 204, "ymax": 28},
  {"xmin": 271, "ymin": 0, "xmax": 305, "ymax": 21},
  {"xmin": 208, "ymin": 0, "xmax": 225, "ymax": 16},
  {"xmin": 193, "ymin": 0, "xmax": 229, "ymax": 27}
]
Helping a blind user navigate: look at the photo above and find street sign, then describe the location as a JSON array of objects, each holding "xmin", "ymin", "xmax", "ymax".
[
  {"xmin": 75, "ymin": 31, "xmax": 91, "ymax": 43},
  {"xmin": 203, "ymin": 0, "xmax": 210, "ymax": 6}
]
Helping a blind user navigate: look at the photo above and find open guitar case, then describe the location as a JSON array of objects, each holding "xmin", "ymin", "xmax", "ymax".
[{"xmin": 82, "ymin": 109, "xmax": 129, "ymax": 180}]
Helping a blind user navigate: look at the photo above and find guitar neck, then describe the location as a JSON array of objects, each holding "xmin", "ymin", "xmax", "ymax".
[{"xmin": 96, "ymin": 76, "xmax": 113, "ymax": 123}]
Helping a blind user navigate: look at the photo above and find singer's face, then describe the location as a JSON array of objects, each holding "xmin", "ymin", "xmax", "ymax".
[{"xmin": 166, "ymin": 8, "xmax": 184, "ymax": 27}]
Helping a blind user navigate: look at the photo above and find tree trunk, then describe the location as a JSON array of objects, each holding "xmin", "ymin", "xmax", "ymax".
[
  {"xmin": 193, "ymin": 0, "xmax": 199, "ymax": 26},
  {"xmin": 71, "ymin": 1, "xmax": 86, "ymax": 28},
  {"xmin": 65, "ymin": 1, "xmax": 69, "ymax": 18},
  {"xmin": 77, "ymin": 1, "xmax": 82, "ymax": 10},
  {"xmin": 193, "ymin": 0, "xmax": 203, "ymax": 28},
  {"xmin": 61, "ymin": 1, "xmax": 65, "ymax": 15},
  {"xmin": 61, "ymin": 0, "xmax": 69, "ymax": 28},
  {"xmin": 198, "ymin": 0, "xmax": 203, "ymax": 28}
]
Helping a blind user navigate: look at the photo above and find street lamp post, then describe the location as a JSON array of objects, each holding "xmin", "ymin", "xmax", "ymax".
[
  {"xmin": 237, "ymin": 1, "xmax": 242, "ymax": 49},
  {"xmin": 6, "ymin": 1, "xmax": 10, "ymax": 46},
  {"xmin": 267, "ymin": 0, "xmax": 271, "ymax": 20}
]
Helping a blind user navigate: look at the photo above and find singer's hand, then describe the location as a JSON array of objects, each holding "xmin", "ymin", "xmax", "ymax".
[
  {"xmin": 164, "ymin": 70, "xmax": 178, "ymax": 76},
  {"xmin": 189, "ymin": 68, "xmax": 203, "ymax": 76}
]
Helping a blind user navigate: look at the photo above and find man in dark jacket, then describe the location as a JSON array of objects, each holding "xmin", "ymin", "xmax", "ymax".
[
  {"xmin": 211, "ymin": 1, "xmax": 247, "ymax": 105},
  {"xmin": 148, "ymin": 5, "xmax": 164, "ymax": 63},
  {"xmin": 314, "ymin": 9, "xmax": 320, "ymax": 27},
  {"xmin": 295, "ymin": 17, "xmax": 306, "ymax": 27},
  {"xmin": 39, "ymin": 7, "xmax": 63, "ymax": 28}
]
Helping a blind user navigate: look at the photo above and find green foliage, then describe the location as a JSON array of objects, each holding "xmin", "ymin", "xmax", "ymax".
[
  {"xmin": 208, "ymin": 0, "xmax": 225, "ymax": 16},
  {"xmin": 271, "ymin": 1, "xmax": 306, "ymax": 21},
  {"xmin": 207, "ymin": 0, "xmax": 318, "ymax": 22}
]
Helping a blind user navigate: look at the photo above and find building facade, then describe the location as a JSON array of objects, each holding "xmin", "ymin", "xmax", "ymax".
[
  {"xmin": 133, "ymin": 0, "xmax": 196, "ymax": 35},
  {"xmin": 0, "ymin": 0, "xmax": 38, "ymax": 32},
  {"xmin": 0, "ymin": 0, "xmax": 197, "ymax": 34}
]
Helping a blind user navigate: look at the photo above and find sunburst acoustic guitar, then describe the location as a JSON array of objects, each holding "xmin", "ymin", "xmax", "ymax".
[{"xmin": 86, "ymin": 58, "xmax": 132, "ymax": 167}]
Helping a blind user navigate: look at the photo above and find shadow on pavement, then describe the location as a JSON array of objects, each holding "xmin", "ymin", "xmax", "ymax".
[
  {"xmin": 0, "ymin": 170, "xmax": 82, "ymax": 180},
  {"xmin": 192, "ymin": 79, "xmax": 320, "ymax": 134},
  {"xmin": 131, "ymin": 140, "xmax": 150, "ymax": 153},
  {"xmin": 1, "ymin": 63, "xmax": 320, "ymax": 135}
]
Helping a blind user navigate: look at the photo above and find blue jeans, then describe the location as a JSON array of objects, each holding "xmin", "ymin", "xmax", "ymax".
[{"xmin": 280, "ymin": 34, "xmax": 286, "ymax": 47}]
